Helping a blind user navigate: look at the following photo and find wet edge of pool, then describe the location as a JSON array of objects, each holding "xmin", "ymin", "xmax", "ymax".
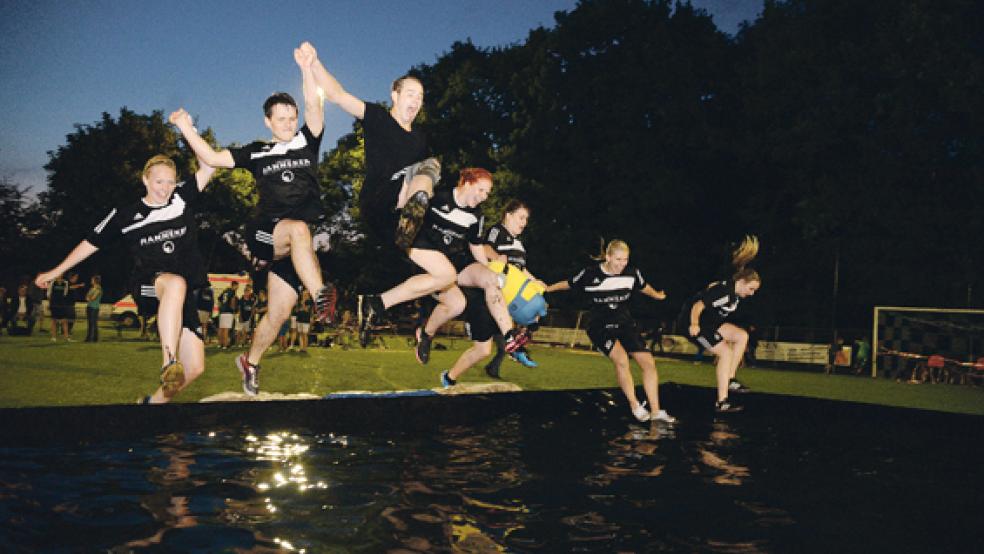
[{"xmin": 1, "ymin": 384, "xmax": 981, "ymax": 446}]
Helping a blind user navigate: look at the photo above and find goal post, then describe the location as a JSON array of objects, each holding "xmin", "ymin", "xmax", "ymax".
[{"xmin": 872, "ymin": 306, "xmax": 984, "ymax": 379}]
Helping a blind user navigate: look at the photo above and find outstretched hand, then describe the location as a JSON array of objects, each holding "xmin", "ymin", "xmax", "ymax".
[
  {"xmin": 169, "ymin": 108, "xmax": 193, "ymax": 129},
  {"xmin": 294, "ymin": 45, "xmax": 316, "ymax": 69},
  {"xmin": 34, "ymin": 271, "xmax": 58, "ymax": 289}
]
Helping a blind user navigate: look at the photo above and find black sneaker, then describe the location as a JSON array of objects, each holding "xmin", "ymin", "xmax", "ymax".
[
  {"xmin": 485, "ymin": 361, "xmax": 502, "ymax": 379},
  {"xmin": 728, "ymin": 379, "xmax": 750, "ymax": 393},
  {"xmin": 236, "ymin": 353, "xmax": 260, "ymax": 396},
  {"xmin": 314, "ymin": 283, "xmax": 338, "ymax": 324},
  {"xmin": 503, "ymin": 329, "xmax": 531, "ymax": 353},
  {"xmin": 440, "ymin": 370, "xmax": 456, "ymax": 389},
  {"xmin": 415, "ymin": 328, "xmax": 433, "ymax": 365},
  {"xmin": 715, "ymin": 399, "xmax": 744, "ymax": 413},
  {"xmin": 358, "ymin": 294, "xmax": 384, "ymax": 348},
  {"xmin": 394, "ymin": 190, "xmax": 429, "ymax": 252}
]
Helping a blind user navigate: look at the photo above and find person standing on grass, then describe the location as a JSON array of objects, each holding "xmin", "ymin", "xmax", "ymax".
[
  {"xmin": 35, "ymin": 154, "xmax": 217, "ymax": 404},
  {"xmin": 237, "ymin": 284, "xmax": 257, "ymax": 349},
  {"xmin": 216, "ymin": 281, "xmax": 238, "ymax": 349},
  {"xmin": 295, "ymin": 289, "xmax": 313, "ymax": 352},
  {"xmin": 682, "ymin": 235, "xmax": 761, "ymax": 413},
  {"xmin": 84, "ymin": 275, "xmax": 102, "ymax": 342},
  {"xmin": 545, "ymin": 240, "xmax": 676, "ymax": 424},
  {"xmin": 48, "ymin": 275, "xmax": 72, "ymax": 341},
  {"xmin": 169, "ymin": 43, "xmax": 337, "ymax": 396}
]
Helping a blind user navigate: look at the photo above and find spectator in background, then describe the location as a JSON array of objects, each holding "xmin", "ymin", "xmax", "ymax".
[
  {"xmin": 84, "ymin": 275, "xmax": 102, "ymax": 342},
  {"xmin": 237, "ymin": 284, "xmax": 257, "ymax": 348},
  {"xmin": 825, "ymin": 336, "xmax": 844, "ymax": 375},
  {"xmin": 66, "ymin": 272, "xmax": 85, "ymax": 334},
  {"xmin": 217, "ymin": 281, "xmax": 238, "ymax": 350},
  {"xmin": 853, "ymin": 336, "xmax": 871, "ymax": 375},
  {"xmin": 196, "ymin": 287, "xmax": 214, "ymax": 345},
  {"xmin": 8, "ymin": 284, "xmax": 37, "ymax": 335},
  {"xmin": 48, "ymin": 274, "xmax": 73, "ymax": 341},
  {"xmin": 295, "ymin": 289, "xmax": 313, "ymax": 352},
  {"xmin": 647, "ymin": 320, "xmax": 666, "ymax": 355}
]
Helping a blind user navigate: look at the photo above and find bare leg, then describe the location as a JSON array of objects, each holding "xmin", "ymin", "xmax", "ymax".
[
  {"xmin": 248, "ymin": 273, "xmax": 298, "ymax": 366},
  {"xmin": 149, "ymin": 328, "xmax": 205, "ymax": 404},
  {"xmin": 272, "ymin": 219, "xmax": 324, "ymax": 295},
  {"xmin": 608, "ymin": 341, "xmax": 644, "ymax": 411},
  {"xmin": 718, "ymin": 323, "xmax": 749, "ymax": 380},
  {"xmin": 448, "ymin": 339, "xmax": 494, "ymax": 381},
  {"xmin": 380, "ymin": 249, "xmax": 456, "ymax": 309},
  {"xmin": 709, "ymin": 341, "xmax": 734, "ymax": 402},
  {"xmin": 396, "ymin": 174, "xmax": 436, "ymax": 209},
  {"xmin": 154, "ymin": 273, "xmax": 187, "ymax": 365},
  {"xmin": 457, "ymin": 263, "xmax": 513, "ymax": 335},
  {"xmin": 423, "ymin": 285, "xmax": 467, "ymax": 337},
  {"xmin": 630, "ymin": 350, "xmax": 662, "ymax": 412}
]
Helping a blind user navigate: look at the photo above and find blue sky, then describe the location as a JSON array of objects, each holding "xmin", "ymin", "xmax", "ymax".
[{"xmin": 0, "ymin": 1, "xmax": 761, "ymax": 193}]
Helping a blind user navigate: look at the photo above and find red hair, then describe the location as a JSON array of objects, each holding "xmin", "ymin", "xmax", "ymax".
[{"xmin": 457, "ymin": 167, "xmax": 493, "ymax": 187}]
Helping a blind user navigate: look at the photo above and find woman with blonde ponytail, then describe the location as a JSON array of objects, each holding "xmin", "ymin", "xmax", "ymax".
[
  {"xmin": 683, "ymin": 236, "xmax": 762, "ymax": 413},
  {"xmin": 546, "ymin": 240, "xmax": 675, "ymax": 424}
]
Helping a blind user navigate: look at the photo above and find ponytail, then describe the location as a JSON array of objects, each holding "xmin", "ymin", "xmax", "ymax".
[{"xmin": 732, "ymin": 235, "xmax": 760, "ymax": 283}]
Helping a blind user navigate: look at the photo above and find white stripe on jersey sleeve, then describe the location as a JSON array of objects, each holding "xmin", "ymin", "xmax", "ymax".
[
  {"xmin": 584, "ymin": 275, "xmax": 637, "ymax": 292},
  {"xmin": 93, "ymin": 208, "xmax": 118, "ymax": 234}
]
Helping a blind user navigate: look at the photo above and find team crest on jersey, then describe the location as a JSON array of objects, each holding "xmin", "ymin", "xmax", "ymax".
[
  {"xmin": 281, "ymin": 170, "xmax": 295, "ymax": 183},
  {"xmin": 162, "ymin": 241, "xmax": 175, "ymax": 254}
]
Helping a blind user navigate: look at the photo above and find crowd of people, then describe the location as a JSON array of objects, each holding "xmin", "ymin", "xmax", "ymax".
[{"xmin": 25, "ymin": 41, "xmax": 765, "ymax": 421}]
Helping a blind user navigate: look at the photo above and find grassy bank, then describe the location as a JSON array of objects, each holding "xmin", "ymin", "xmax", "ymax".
[{"xmin": 1, "ymin": 329, "xmax": 982, "ymax": 414}]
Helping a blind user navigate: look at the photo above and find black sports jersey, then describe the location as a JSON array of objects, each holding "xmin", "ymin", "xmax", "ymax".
[
  {"xmin": 218, "ymin": 288, "xmax": 237, "ymax": 314},
  {"xmin": 48, "ymin": 278, "xmax": 72, "ymax": 307},
  {"xmin": 362, "ymin": 102, "xmax": 428, "ymax": 199},
  {"xmin": 86, "ymin": 176, "xmax": 206, "ymax": 287},
  {"xmin": 567, "ymin": 264, "xmax": 646, "ymax": 325},
  {"xmin": 238, "ymin": 295, "xmax": 256, "ymax": 322},
  {"xmin": 485, "ymin": 223, "xmax": 527, "ymax": 270},
  {"xmin": 693, "ymin": 280, "xmax": 740, "ymax": 329},
  {"xmin": 229, "ymin": 124, "xmax": 323, "ymax": 222},
  {"xmin": 412, "ymin": 185, "xmax": 484, "ymax": 260}
]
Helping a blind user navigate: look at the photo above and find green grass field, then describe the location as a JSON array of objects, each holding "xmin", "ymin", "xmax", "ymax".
[{"xmin": 1, "ymin": 326, "xmax": 983, "ymax": 414}]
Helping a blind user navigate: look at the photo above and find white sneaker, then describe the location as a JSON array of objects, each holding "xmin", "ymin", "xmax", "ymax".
[
  {"xmin": 651, "ymin": 409, "xmax": 677, "ymax": 424},
  {"xmin": 631, "ymin": 401, "xmax": 651, "ymax": 422}
]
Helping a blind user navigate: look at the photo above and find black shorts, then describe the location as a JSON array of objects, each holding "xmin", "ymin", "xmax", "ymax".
[
  {"xmin": 688, "ymin": 325, "xmax": 724, "ymax": 350},
  {"xmin": 463, "ymin": 288, "xmax": 497, "ymax": 342},
  {"xmin": 269, "ymin": 258, "xmax": 304, "ymax": 295},
  {"xmin": 587, "ymin": 321, "xmax": 647, "ymax": 356},
  {"xmin": 133, "ymin": 279, "xmax": 206, "ymax": 340},
  {"xmin": 50, "ymin": 304, "xmax": 71, "ymax": 320},
  {"xmin": 361, "ymin": 178, "xmax": 402, "ymax": 247}
]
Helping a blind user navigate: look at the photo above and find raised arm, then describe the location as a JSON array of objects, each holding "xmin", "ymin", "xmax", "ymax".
[
  {"xmin": 641, "ymin": 284, "xmax": 667, "ymax": 301},
  {"xmin": 169, "ymin": 108, "xmax": 235, "ymax": 169},
  {"xmin": 194, "ymin": 158, "xmax": 217, "ymax": 191},
  {"xmin": 294, "ymin": 44, "xmax": 324, "ymax": 136},
  {"xmin": 299, "ymin": 41, "xmax": 366, "ymax": 119},
  {"xmin": 35, "ymin": 241, "xmax": 100, "ymax": 289}
]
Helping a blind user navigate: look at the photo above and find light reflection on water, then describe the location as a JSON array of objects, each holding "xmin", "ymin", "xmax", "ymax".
[{"xmin": 0, "ymin": 390, "xmax": 981, "ymax": 552}]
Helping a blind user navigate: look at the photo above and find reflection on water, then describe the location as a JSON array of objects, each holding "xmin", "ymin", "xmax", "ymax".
[{"xmin": 1, "ymin": 390, "xmax": 981, "ymax": 552}]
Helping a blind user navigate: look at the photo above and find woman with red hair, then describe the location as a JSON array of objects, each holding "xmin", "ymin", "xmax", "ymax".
[{"xmin": 360, "ymin": 169, "xmax": 526, "ymax": 362}]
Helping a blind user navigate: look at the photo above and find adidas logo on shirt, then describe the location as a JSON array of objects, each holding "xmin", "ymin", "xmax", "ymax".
[{"xmin": 133, "ymin": 213, "xmax": 144, "ymax": 221}]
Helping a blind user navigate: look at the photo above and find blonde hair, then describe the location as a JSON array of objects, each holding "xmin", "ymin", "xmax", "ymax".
[
  {"xmin": 592, "ymin": 238, "xmax": 630, "ymax": 261},
  {"xmin": 732, "ymin": 235, "xmax": 761, "ymax": 283},
  {"xmin": 142, "ymin": 155, "xmax": 176, "ymax": 178}
]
